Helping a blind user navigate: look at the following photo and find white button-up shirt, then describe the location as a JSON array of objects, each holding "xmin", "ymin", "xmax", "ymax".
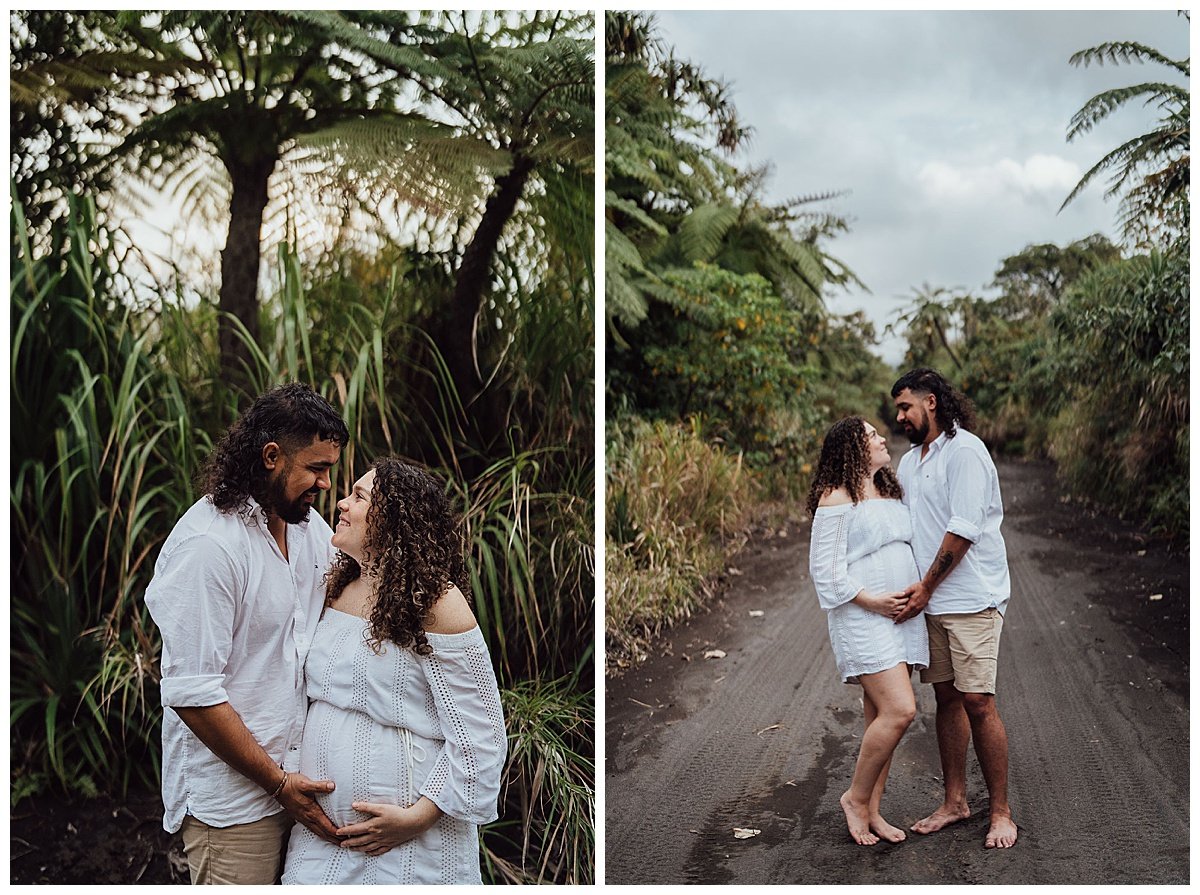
[
  {"xmin": 897, "ymin": 428, "xmax": 1011, "ymax": 616},
  {"xmin": 145, "ymin": 496, "xmax": 335, "ymax": 833}
]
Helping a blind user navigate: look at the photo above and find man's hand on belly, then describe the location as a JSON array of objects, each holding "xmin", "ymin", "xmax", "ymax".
[
  {"xmin": 277, "ymin": 772, "xmax": 342, "ymax": 844},
  {"xmin": 174, "ymin": 702, "xmax": 340, "ymax": 843}
]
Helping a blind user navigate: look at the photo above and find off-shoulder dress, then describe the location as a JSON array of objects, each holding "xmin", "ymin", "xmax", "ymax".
[
  {"xmin": 282, "ymin": 608, "xmax": 507, "ymax": 885},
  {"xmin": 808, "ymin": 499, "xmax": 929, "ymax": 683}
]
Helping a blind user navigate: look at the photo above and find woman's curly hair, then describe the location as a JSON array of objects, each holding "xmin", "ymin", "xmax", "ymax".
[
  {"xmin": 326, "ymin": 458, "xmax": 467, "ymax": 656},
  {"xmin": 804, "ymin": 416, "xmax": 903, "ymax": 515},
  {"xmin": 891, "ymin": 368, "xmax": 976, "ymax": 438},
  {"xmin": 200, "ymin": 383, "xmax": 348, "ymax": 513}
]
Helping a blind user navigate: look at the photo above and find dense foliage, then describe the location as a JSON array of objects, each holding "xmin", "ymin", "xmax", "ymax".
[
  {"xmin": 11, "ymin": 10, "xmax": 594, "ymax": 885},
  {"xmin": 603, "ymin": 13, "xmax": 890, "ymax": 668}
]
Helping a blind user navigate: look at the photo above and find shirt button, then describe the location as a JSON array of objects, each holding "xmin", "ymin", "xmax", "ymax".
[{"xmin": 295, "ymin": 635, "xmax": 309, "ymax": 649}]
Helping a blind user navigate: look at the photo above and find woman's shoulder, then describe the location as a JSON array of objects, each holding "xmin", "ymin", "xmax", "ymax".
[
  {"xmin": 424, "ymin": 584, "xmax": 479, "ymax": 636},
  {"xmin": 816, "ymin": 486, "xmax": 854, "ymax": 509}
]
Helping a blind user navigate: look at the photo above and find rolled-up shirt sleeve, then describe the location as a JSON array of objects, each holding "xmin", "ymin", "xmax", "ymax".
[
  {"xmin": 809, "ymin": 507, "xmax": 865, "ymax": 610},
  {"xmin": 146, "ymin": 534, "xmax": 242, "ymax": 708},
  {"xmin": 945, "ymin": 448, "xmax": 990, "ymax": 544}
]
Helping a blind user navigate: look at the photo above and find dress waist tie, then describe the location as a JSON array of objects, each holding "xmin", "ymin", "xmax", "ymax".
[{"xmin": 400, "ymin": 728, "xmax": 428, "ymax": 807}]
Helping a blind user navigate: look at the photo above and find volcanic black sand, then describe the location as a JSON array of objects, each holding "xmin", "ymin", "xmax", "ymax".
[{"xmin": 604, "ymin": 455, "xmax": 1188, "ymax": 885}]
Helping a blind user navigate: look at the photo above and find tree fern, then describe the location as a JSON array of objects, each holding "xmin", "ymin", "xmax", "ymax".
[{"xmin": 1061, "ymin": 22, "xmax": 1189, "ymax": 245}]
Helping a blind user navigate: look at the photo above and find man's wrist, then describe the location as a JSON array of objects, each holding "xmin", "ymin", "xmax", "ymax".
[{"xmin": 268, "ymin": 768, "xmax": 289, "ymax": 800}]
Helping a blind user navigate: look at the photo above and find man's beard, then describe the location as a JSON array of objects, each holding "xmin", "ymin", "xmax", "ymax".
[
  {"xmin": 903, "ymin": 413, "xmax": 930, "ymax": 445},
  {"xmin": 262, "ymin": 471, "xmax": 316, "ymax": 525}
]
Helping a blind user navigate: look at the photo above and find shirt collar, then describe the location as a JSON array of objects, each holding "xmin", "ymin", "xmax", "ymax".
[{"xmin": 912, "ymin": 430, "xmax": 948, "ymax": 463}]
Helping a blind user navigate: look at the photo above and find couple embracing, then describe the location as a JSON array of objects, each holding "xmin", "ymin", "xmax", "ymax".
[
  {"xmin": 145, "ymin": 383, "xmax": 508, "ymax": 884},
  {"xmin": 807, "ymin": 369, "xmax": 1018, "ymax": 850}
]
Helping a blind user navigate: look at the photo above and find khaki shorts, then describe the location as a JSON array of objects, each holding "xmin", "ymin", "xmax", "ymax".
[
  {"xmin": 180, "ymin": 811, "xmax": 293, "ymax": 885},
  {"xmin": 919, "ymin": 608, "xmax": 1003, "ymax": 694}
]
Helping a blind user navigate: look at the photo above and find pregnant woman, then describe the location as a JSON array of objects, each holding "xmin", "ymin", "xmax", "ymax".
[
  {"xmin": 282, "ymin": 458, "xmax": 507, "ymax": 884},
  {"xmin": 806, "ymin": 417, "xmax": 929, "ymax": 846}
]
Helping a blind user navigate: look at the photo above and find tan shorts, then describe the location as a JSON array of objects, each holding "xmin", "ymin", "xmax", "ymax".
[
  {"xmin": 919, "ymin": 608, "xmax": 1003, "ymax": 694},
  {"xmin": 180, "ymin": 811, "xmax": 293, "ymax": 885}
]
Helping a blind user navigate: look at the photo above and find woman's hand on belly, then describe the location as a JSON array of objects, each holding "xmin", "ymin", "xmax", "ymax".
[
  {"xmin": 335, "ymin": 796, "xmax": 444, "ymax": 857},
  {"xmin": 851, "ymin": 589, "xmax": 910, "ymax": 619}
]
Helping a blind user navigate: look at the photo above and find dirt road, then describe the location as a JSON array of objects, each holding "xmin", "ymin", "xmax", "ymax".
[{"xmin": 604, "ymin": 456, "xmax": 1189, "ymax": 884}]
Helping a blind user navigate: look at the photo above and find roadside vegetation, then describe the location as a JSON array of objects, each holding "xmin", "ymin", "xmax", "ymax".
[{"xmin": 11, "ymin": 10, "xmax": 594, "ymax": 884}]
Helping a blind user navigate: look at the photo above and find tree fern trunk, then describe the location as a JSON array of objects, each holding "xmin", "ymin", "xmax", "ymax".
[
  {"xmin": 218, "ymin": 152, "xmax": 277, "ymax": 386},
  {"xmin": 443, "ymin": 154, "xmax": 536, "ymax": 449}
]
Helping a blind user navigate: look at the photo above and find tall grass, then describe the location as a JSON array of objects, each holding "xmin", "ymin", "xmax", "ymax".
[
  {"xmin": 605, "ymin": 417, "xmax": 752, "ymax": 669},
  {"xmin": 10, "ymin": 194, "xmax": 593, "ymax": 883}
]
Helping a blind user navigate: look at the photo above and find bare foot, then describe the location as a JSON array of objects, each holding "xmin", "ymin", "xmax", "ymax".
[
  {"xmin": 869, "ymin": 814, "xmax": 906, "ymax": 843},
  {"xmin": 840, "ymin": 791, "xmax": 879, "ymax": 846},
  {"xmin": 984, "ymin": 813, "xmax": 1018, "ymax": 848},
  {"xmin": 910, "ymin": 801, "xmax": 971, "ymax": 835}
]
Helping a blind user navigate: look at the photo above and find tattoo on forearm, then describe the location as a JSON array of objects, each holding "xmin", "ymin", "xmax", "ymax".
[{"xmin": 930, "ymin": 550, "xmax": 954, "ymax": 583}]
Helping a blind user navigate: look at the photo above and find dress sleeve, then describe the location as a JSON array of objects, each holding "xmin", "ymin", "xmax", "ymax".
[
  {"xmin": 145, "ymin": 534, "xmax": 243, "ymax": 708},
  {"xmin": 415, "ymin": 628, "xmax": 507, "ymax": 825},
  {"xmin": 808, "ymin": 506, "xmax": 866, "ymax": 610}
]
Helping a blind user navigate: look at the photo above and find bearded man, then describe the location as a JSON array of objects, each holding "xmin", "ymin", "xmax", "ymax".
[
  {"xmin": 146, "ymin": 383, "xmax": 349, "ymax": 883},
  {"xmin": 891, "ymin": 368, "xmax": 1019, "ymax": 850}
]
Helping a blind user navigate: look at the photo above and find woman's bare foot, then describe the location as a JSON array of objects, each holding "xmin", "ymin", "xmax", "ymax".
[
  {"xmin": 869, "ymin": 814, "xmax": 906, "ymax": 843},
  {"xmin": 840, "ymin": 791, "xmax": 879, "ymax": 845},
  {"xmin": 910, "ymin": 801, "xmax": 971, "ymax": 834},
  {"xmin": 984, "ymin": 813, "xmax": 1018, "ymax": 848}
]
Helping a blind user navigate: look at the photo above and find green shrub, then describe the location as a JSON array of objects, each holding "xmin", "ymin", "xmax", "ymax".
[{"xmin": 605, "ymin": 417, "xmax": 752, "ymax": 667}]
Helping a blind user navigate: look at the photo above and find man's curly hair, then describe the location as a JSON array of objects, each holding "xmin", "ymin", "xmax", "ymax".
[
  {"xmin": 200, "ymin": 383, "xmax": 349, "ymax": 514},
  {"xmin": 891, "ymin": 368, "xmax": 976, "ymax": 438},
  {"xmin": 805, "ymin": 416, "xmax": 903, "ymax": 515},
  {"xmin": 326, "ymin": 458, "xmax": 468, "ymax": 656}
]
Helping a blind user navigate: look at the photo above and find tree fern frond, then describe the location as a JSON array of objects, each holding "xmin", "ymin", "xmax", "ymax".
[
  {"xmin": 606, "ymin": 191, "xmax": 668, "ymax": 237},
  {"xmin": 749, "ymin": 219, "xmax": 826, "ymax": 300},
  {"xmin": 672, "ymin": 202, "xmax": 739, "ymax": 263},
  {"xmin": 1070, "ymin": 41, "xmax": 1189, "ymax": 77},
  {"xmin": 778, "ymin": 189, "xmax": 849, "ymax": 209},
  {"xmin": 606, "ymin": 219, "xmax": 651, "ymax": 274},
  {"xmin": 277, "ymin": 10, "xmax": 475, "ymax": 94},
  {"xmin": 1066, "ymin": 82, "xmax": 1189, "ymax": 140}
]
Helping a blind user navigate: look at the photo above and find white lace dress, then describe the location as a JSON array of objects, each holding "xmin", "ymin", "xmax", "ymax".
[
  {"xmin": 809, "ymin": 499, "xmax": 929, "ymax": 683},
  {"xmin": 281, "ymin": 609, "xmax": 507, "ymax": 885}
]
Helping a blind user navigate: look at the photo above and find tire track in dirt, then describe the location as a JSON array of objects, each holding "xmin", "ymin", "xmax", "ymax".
[{"xmin": 605, "ymin": 458, "xmax": 1188, "ymax": 884}]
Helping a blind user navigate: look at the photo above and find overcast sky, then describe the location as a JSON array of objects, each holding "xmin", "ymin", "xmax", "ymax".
[{"xmin": 654, "ymin": 9, "xmax": 1189, "ymax": 364}]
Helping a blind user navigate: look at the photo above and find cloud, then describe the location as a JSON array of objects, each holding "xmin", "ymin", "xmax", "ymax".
[{"xmin": 917, "ymin": 154, "xmax": 1082, "ymax": 205}]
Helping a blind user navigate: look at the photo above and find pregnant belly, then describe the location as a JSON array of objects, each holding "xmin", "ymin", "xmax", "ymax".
[
  {"xmin": 298, "ymin": 700, "xmax": 439, "ymax": 829},
  {"xmin": 850, "ymin": 541, "xmax": 920, "ymax": 594}
]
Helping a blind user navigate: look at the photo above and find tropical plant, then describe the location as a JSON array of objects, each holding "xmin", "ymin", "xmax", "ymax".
[
  {"xmin": 603, "ymin": 12, "xmax": 853, "ymax": 336},
  {"xmin": 12, "ymin": 9, "xmax": 594, "ymax": 412},
  {"xmin": 11, "ymin": 147, "xmax": 594, "ymax": 885},
  {"xmin": 1061, "ymin": 16, "xmax": 1190, "ymax": 245},
  {"xmin": 605, "ymin": 417, "xmax": 752, "ymax": 668}
]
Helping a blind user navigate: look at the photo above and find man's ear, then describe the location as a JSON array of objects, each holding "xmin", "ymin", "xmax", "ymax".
[
  {"xmin": 924, "ymin": 392, "xmax": 938, "ymax": 413},
  {"xmin": 262, "ymin": 441, "xmax": 282, "ymax": 471}
]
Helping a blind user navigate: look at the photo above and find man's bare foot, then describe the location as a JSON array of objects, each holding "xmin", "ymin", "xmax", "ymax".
[
  {"xmin": 869, "ymin": 814, "xmax": 906, "ymax": 843},
  {"xmin": 984, "ymin": 813, "xmax": 1017, "ymax": 848},
  {"xmin": 839, "ymin": 791, "xmax": 879, "ymax": 846},
  {"xmin": 910, "ymin": 801, "xmax": 971, "ymax": 834}
]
